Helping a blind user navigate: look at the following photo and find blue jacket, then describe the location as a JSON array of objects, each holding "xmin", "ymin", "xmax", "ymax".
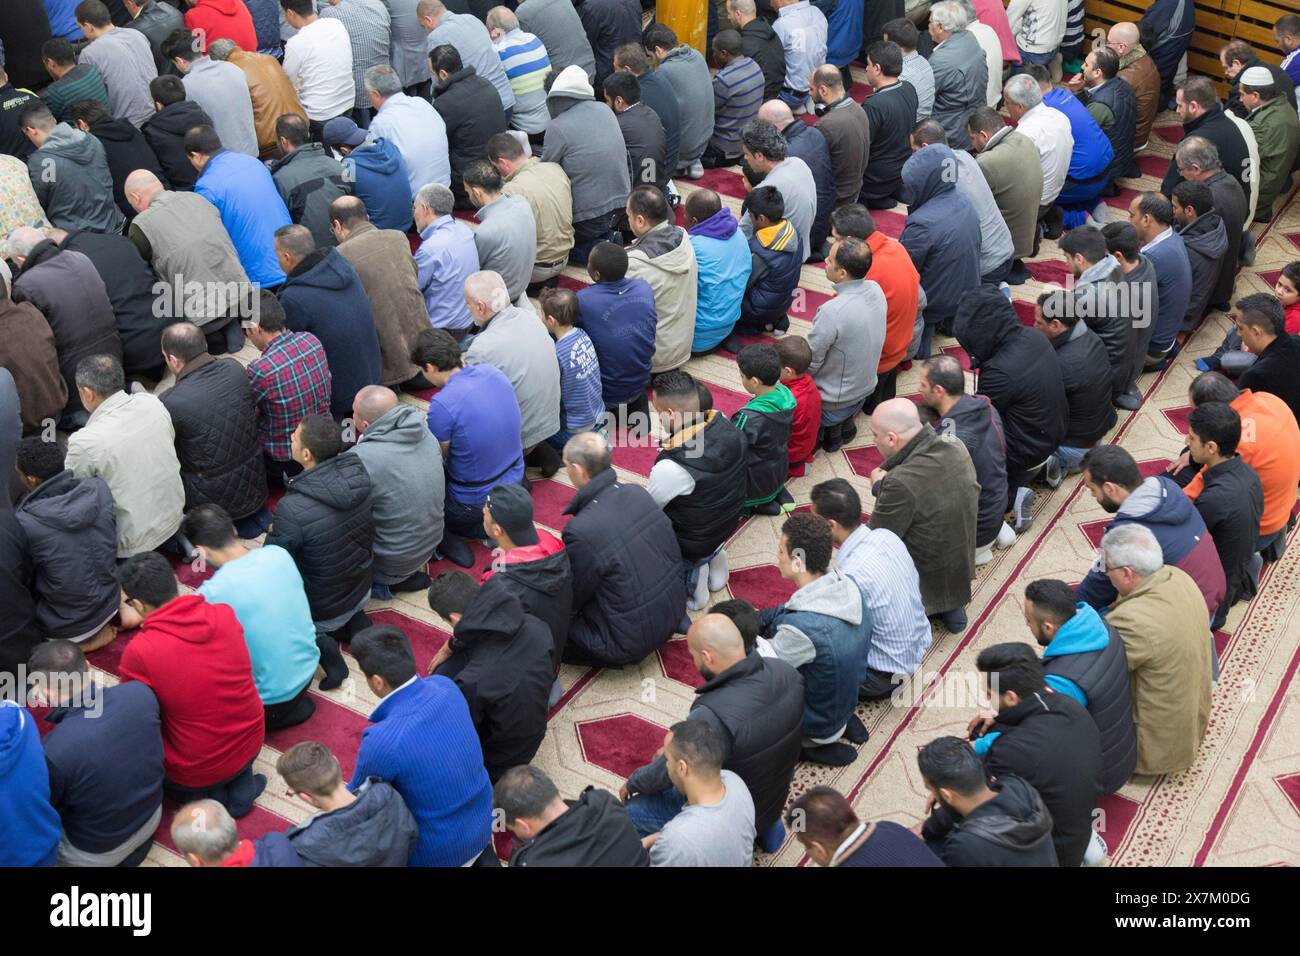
[
  {"xmin": 575, "ymin": 277, "xmax": 658, "ymax": 405},
  {"xmin": 762, "ymin": 571, "xmax": 872, "ymax": 741},
  {"xmin": 248, "ymin": 832, "xmax": 304, "ymax": 866},
  {"xmin": 688, "ymin": 209, "xmax": 751, "ymax": 352},
  {"xmin": 195, "ymin": 149, "xmax": 292, "ymax": 286},
  {"xmin": 350, "ymin": 675, "xmax": 494, "ymax": 867},
  {"xmin": 742, "ymin": 218, "xmax": 802, "ymax": 326},
  {"xmin": 0, "ymin": 702, "xmax": 61, "ymax": 866},
  {"xmin": 342, "ymin": 138, "xmax": 413, "ymax": 232},
  {"xmin": 1044, "ymin": 88, "xmax": 1113, "ymax": 182},
  {"xmin": 43, "ymin": 682, "xmax": 164, "ymax": 855},
  {"xmin": 1075, "ymin": 475, "xmax": 1227, "ymax": 613},
  {"xmin": 825, "ymin": 0, "xmax": 863, "ymax": 68},
  {"xmin": 1041, "ymin": 603, "xmax": 1111, "ymax": 705},
  {"xmin": 900, "ymin": 145, "xmax": 982, "ymax": 329},
  {"xmin": 1143, "ymin": 231, "xmax": 1192, "ymax": 353},
  {"xmin": 277, "ymin": 249, "xmax": 384, "ymax": 419}
]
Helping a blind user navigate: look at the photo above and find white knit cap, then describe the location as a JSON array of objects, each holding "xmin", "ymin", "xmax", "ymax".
[
  {"xmin": 1239, "ymin": 66, "xmax": 1274, "ymax": 89},
  {"xmin": 547, "ymin": 64, "xmax": 595, "ymax": 101}
]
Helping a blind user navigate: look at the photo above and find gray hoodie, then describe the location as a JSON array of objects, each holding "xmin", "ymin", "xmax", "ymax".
[
  {"xmin": 26, "ymin": 124, "xmax": 125, "ymax": 235},
  {"xmin": 542, "ymin": 73, "xmax": 630, "ymax": 222},
  {"xmin": 767, "ymin": 569, "xmax": 865, "ymax": 666},
  {"xmin": 464, "ymin": 303, "xmax": 563, "ymax": 449},
  {"xmin": 654, "ymin": 45, "xmax": 715, "ymax": 165},
  {"xmin": 349, "ymin": 403, "xmax": 445, "ymax": 582}
]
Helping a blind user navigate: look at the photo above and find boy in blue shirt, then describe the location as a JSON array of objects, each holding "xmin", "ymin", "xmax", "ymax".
[{"xmin": 540, "ymin": 287, "xmax": 607, "ymax": 448}]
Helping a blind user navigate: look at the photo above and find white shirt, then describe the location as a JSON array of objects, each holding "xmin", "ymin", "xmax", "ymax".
[
  {"xmin": 646, "ymin": 458, "xmax": 695, "ymax": 508},
  {"xmin": 282, "ymin": 17, "xmax": 355, "ymax": 121},
  {"xmin": 835, "ymin": 524, "xmax": 932, "ymax": 676},
  {"xmin": 369, "ymin": 92, "xmax": 451, "ymax": 193},
  {"xmin": 967, "ymin": 21, "xmax": 1004, "ymax": 108},
  {"xmin": 1015, "ymin": 102, "xmax": 1073, "ymax": 205},
  {"xmin": 1140, "ymin": 225, "xmax": 1173, "ymax": 254},
  {"xmin": 773, "ymin": 1, "xmax": 827, "ymax": 94}
]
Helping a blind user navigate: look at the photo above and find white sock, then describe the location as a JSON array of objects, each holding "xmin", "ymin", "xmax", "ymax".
[
  {"xmin": 996, "ymin": 522, "xmax": 1017, "ymax": 549},
  {"xmin": 1082, "ymin": 828, "xmax": 1108, "ymax": 866},
  {"xmin": 707, "ymin": 549, "xmax": 730, "ymax": 592},
  {"xmin": 687, "ymin": 566, "xmax": 711, "ymax": 610},
  {"xmin": 975, "ymin": 544, "xmax": 994, "ymax": 566}
]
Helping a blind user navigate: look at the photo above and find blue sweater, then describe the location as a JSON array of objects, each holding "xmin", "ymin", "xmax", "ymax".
[
  {"xmin": 195, "ymin": 149, "xmax": 292, "ymax": 286},
  {"xmin": 350, "ymin": 675, "xmax": 494, "ymax": 867},
  {"xmin": 575, "ymin": 277, "xmax": 658, "ymax": 405},
  {"xmin": 1143, "ymin": 231, "xmax": 1193, "ymax": 353},
  {"xmin": 342, "ymin": 138, "xmax": 413, "ymax": 231},
  {"xmin": 1044, "ymin": 88, "xmax": 1113, "ymax": 181},
  {"xmin": 43, "ymin": 682, "xmax": 164, "ymax": 855},
  {"xmin": 199, "ymin": 546, "xmax": 321, "ymax": 705},
  {"xmin": 0, "ymin": 702, "xmax": 61, "ymax": 866}
]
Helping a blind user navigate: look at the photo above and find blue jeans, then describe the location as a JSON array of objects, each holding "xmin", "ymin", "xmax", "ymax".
[
  {"xmin": 778, "ymin": 87, "xmax": 809, "ymax": 109},
  {"xmin": 444, "ymin": 494, "xmax": 488, "ymax": 541},
  {"xmin": 819, "ymin": 400, "xmax": 861, "ymax": 428},
  {"xmin": 546, "ymin": 424, "xmax": 608, "ymax": 451},
  {"xmin": 1018, "ymin": 47, "xmax": 1057, "ymax": 65},
  {"xmin": 626, "ymin": 786, "xmax": 687, "ymax": 837}
]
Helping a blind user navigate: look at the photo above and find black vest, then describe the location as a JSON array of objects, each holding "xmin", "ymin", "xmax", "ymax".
[
  {"xmin": 1042, "ymin": 621, "xmax": 1138, "ymax": 795},
  {"xmin": 658, "ymin": 412, "xmax": 748, "ymax": 561},
  {"xmin": 694, "ymin": 651, "xmax": 806, "ymax": 835},
  {"xmin": 1088, "ymin": 79, "xmax": 1138, "ymax": 181}
]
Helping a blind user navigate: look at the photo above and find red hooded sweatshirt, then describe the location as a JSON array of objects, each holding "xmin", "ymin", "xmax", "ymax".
[
  {"xmin": 184, "ymin": 0, "xmax": 258, "ymax": 54},
  {"xmin": 119, "ymin": 594, "xmax": 265, "ymax": 788},
  {"xmin": 784, "ymin": 373, "xmax": 822, "ymax": 478}
]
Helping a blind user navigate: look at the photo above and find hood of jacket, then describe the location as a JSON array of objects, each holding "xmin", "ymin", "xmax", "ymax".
[
  {"xmin": 350, "ymin": 137, "xmax": 403, "ymax": 175},
  {"xmin": 285, "ymin": 248, "xmax": 353, "ymax": 293},
  {"xmin": 148, "ymin": 100, "xmax": 213, "ymax": 136},
  {"xmin": 954, "ymin": 285, "xmax": 1020, "ymax": 368},
  {"xmin": 453, "ymin": 583, "xmax": 528, "ymax": 646},
  {"xmin": 89, "ymin": 116, "xmax": 144, "ymax": 145},
  {"xmin": 39, "ymin": 122, "xmax": 98, "ymax": 164},
  {"xmin": 285, "ymin": 777, "xmax": 413, "ymax": 865},
  {"xmin": 901, "ymin": 143, "xmax": 958, "ymax": 211},
  {"xmin": 1116, "ymin": 475, "xmax": 1198, "ymax": 528},
  {"xmin": 358, "ymin": 403, "xmax": 428, "ymax": 449},
  {"xmin": 631, "ymin": 221, "xmax": 692, "ymax": 273},
  {"xmin": 199, "ymin": 0, "xmax": 245, "ymax": 14},
  {"xmin": 688, "ymin": 207, "xmax": 740, "ymax": 242},
  {"xmin": 142, "ymin": 593, "xmax": 229, "ymax": 646},
  {"xmin": 20, "ymin": 239, "xmax": 64, "ymax": 273},
  {"xmin": 959, "ymin": 774, "xmax": 1055, "ymax": 851},
  {"xmin": 287, "ymin": 452, "xmax": 372, "ymax": 513},
  {"xmin": 755, "ymin": 218, "xmax": 798, "ymax": 253},
  {"xmin": 1041, "ymin": 601, "xmax": 1110, "ymax": 658},
  {"xmin": 482, "ymin": 530, "xmax": 570, "ymax": 591},
  {"xmin": 547, "ymin": 64, "xmax": 595, "ymax": 113},
  {"xmin": 16, "ymin": 470, "xmax": 103, "ymax": 533},
  {"xmin": 435, "ymin": 65, "xmax": 480, "ymax": 96},
  {"xmin": 272, "ymin": 142, "xmax": 336, "ymax": 175},
  {"xmin": 740, "ymin": 383, "xmax": 797, "ymax": 416},
  {"xmin": 515, "ymin": 787, "xmax": 647, "ymax": 866},
  {"xmin": 786, "ymin": 569, "xmax": 863, "ymax": 627},
  {"xmin": 1178, "ymin": 212, "xmax": 1228, "ymax": 259}
]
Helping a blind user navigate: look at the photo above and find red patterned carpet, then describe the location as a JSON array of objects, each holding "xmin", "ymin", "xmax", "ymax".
[{"xmin": 44, "ymin": 80, "xmax": 1300, "ymax": 866}]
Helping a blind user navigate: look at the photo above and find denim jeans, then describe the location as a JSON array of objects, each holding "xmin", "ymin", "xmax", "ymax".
[
  {"xmin": 626, "ymin": 786, "xmax": 687, "ymax": 837},
  {"xmin": 444, "ymin": 494, "xmax": 488, "ymax": 541},
  {"xmin": 1052, "ymin": 445, "xmax": 1090, "ymax": 473}
]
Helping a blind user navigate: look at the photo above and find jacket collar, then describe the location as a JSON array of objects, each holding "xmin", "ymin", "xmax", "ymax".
[
  {"xmin": 16, "ymin": 469, "xmax": 76, "ymax": 509},
  {"xmin": 288, "ymin": 249, "xmax": 327, "ymax": 279},
  {"xmin": 175, "ymin": 351, "xmax": 216, "ymax": 382},
  {"xmin": 563, "ymin": 467, "xmax": 617, "ymax": 516},
  {"xmin": 370, "ymin": 674, "xmax": 420, "ymax": 722},
  {"xmin": 45, "ymin": 681, "xmax": 104, "ymax": 724},
  {"xmin": 881, "ymin": 424, "xmax": 935, "ymax": 472},
  {"xmin": 660, "ymin": 409, "xmax": 718, "ymax": 451},
  {"xmin": 694, "ymin": 649, "xmax": 765, "ymax": 698}
]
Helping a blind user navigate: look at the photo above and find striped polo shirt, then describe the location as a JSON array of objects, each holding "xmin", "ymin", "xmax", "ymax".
[
  {"xmin": 41, "ymin": 64, "xmax": 110, "ymax": 123},
  {"xmin": 494, "ymin": 28, "xmax": 552, "ymax": 134},
  {"xmin": 710, "ymin": 55, "xmax": 765, "ymax": 156}
]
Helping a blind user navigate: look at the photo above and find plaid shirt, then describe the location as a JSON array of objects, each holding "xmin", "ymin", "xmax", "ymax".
[
  {"xmin": 247, "ymin": 331, "xmax": 333, "ymax": 461},
  {"xmin": 320, "ymin": 0, "xmax": 393, "ymax": 108}
]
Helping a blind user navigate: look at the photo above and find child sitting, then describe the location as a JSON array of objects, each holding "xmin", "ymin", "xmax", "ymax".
[
  {"xmin": 1197, "ymin": 261, "xmax": 1300, "ymax": 375},
  {"xmin": 574, "ymin": 242, "xmax": 658, "ymax": 419},
  {"xmin": 539, "ymin": 288, "xmax": 607, "ymax": 448},
  {"xmin": 775, "ymin": 335, "xmax": 822, "ymax": 478},
  {"xmin": 738, "ymin": 185, "xmax": 803, "ymax": 336},
  {"xmin": 732, "ymin": 344, "xmax": 797, "ymax": 516}
]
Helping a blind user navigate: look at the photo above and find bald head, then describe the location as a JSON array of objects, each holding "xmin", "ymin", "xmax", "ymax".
[
  {"xmin": 353, "ymin": 385, "xmax": 398, "ymax": 431},
  {"xmin": 871, "ymin": 397, "xmax": 923, "ymax": 456},
  {"xmin": 124, "ymin": 168, "xmax": 164, "ymax": 210},
  {"xmin": 1108, "ymin": 22, "xmax": 1139, "ymax": 49},
  {"xmin": 687, "ymin": 614, "xmax": 747, "ymax": 678},
  {"xmin": 811, "ymin": 64, "xmax": 844, "ymax": 92},
  {"xmin": 757, "ymin": 100, "xmax": 794, "ymax": 128},
  {"xmin": 464, "ymin": 270, "xmax": 510, "ymax": 320}
]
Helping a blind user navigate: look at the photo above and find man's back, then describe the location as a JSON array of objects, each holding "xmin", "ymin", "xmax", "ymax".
[
  {"xmin": 511, "ymin": 787, "xmax": 649, "ymax": 866},
  {"xmin": 27, "ymin": 124, "xmax": 125, "ymax": 234},
  {"xmin": 183, "ymin": 57, "xmax": 258, "ymax": 157},
  {"xmin": 575, "ymin": 276, "xmax": 656, "ymax": 405},
  {"xmin": 119, "ymin": 594, "xmax": 265, "ymax": 788},
  {"xmin": 351, "ymin": 675, "xmax": 494, "ymax": 867},
  {"xmin": 196, "ymin": 150, "xmax": 291, "ymax": 285},
  {"xmin": 43, "ymin": 681, "xmax": 164, "ymax": 855},
  {"xmin": 426, "ymin": 363, "xmax": 524, "ymax": 505},
  {"xmin": 371, "ymin": 92, "xmax": 450, "ymax": 194},
  {"xmin": 649, "ymin": 769, "xmax": 756, "ymax": 866},
  {"xmin": 65, "ymin": 390, "xmax": 184, "ymax": 557},
  {"xmin": 464, "ymin": 304, "xmax": 562, "ymax": 449},
  {"xmin": 503, "ymin": 157, "xmax": 574, "ymax": 264},
  {"xmin": 80, "ymin": 26, "xmax": 158, "ymax": 127}
]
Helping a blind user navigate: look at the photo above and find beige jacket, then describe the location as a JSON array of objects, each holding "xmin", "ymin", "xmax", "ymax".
[
  {"xmin": 65, "ymin": 390, "xmax": 185, "ymax": 557},
  {"xmin": 503, "ymin": 156, "xmax": 575, "ymax": 265},
  {"xmin": 1107, "ymin": 564, "xmax": 1214, "ymax": 776}
]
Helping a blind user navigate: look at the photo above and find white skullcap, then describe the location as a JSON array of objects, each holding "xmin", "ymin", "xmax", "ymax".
[{"xmin": 1239, "ymin": 66, "xmax": 1274, "ymax": 89}]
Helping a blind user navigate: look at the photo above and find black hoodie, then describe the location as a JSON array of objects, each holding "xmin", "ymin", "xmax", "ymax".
[
  {"xmin": 436, "ymin": 588, "xmax": 555, "ymax": 782},
  {"xmin": 955, "ymin": 287, "xmax": 1068, "ymax": 478},
  {"xmin": 142, "ymin": 100, "xmax": 214, "ymax": 191},
  {"xmin": 88, "ymin": 116, "xmax": 167, "ymax": 218},
  {"xmin": 510, "ymin": 786, "xmax": 650, "ymax": 867},
  {"xmin": 923, "ymin": 774, "xmax": 1059, "ymax": 867}
]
